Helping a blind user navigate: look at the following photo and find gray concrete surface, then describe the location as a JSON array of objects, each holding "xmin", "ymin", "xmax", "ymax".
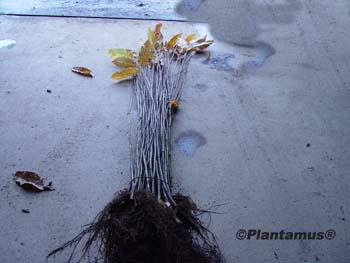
[{"xmin": 1, "ymin": 1, "xmax": 350, "ymax": 262}]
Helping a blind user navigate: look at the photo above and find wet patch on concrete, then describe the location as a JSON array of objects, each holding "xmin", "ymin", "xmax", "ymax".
[
  {"xmin": 175, "ymin": 130, "xmax": 206, "ymax": 156},
  {"xmin": 203, "ymin": 42, "xmax": 275, "ymax": 73},
  {"xmin": 203, "ymin": 54, "xmax": 235, "ymax": 71},
  {"xmin": 193, "ymin": 83, "xmax": 208, "ymax": 92},
  {"xmin": 240, "ymin": 42, "xmax": 275, "ymax": 68}
]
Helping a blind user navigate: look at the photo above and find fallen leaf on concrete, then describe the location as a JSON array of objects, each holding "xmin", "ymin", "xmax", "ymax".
[
  {"xmin": 72, "ymin": 66, "xmax": 93, "ymax": 77},
  {"xmin": 15, "ymin": 171, "xmax": 54, "ymax": 192}
]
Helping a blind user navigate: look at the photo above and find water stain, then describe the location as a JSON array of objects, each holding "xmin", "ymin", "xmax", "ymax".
[
  {"xmin": 0, "ymin": 39, "xmax": 16, "ymax": 49},
  {"xmin": 239, "ymin": 42, "xmax": 275, "ymax": 68},
  {"xmin": 175, "ymin": 130, "xmax": 206, "ymax": 156},
  {"xmin": 204, "ymin": 54, "xmax": 235, "ymax": 71},
  {"xmin": 203, "ymin": 42, "xmax": 275, "ymax": 72},
  {"xmin": 193, "ymin": 83, "xmax": 208, "ymax": 92}
]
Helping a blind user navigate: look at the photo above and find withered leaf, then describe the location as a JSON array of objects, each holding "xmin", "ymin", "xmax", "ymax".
[
  {"xmin": 72, "ymin": 66, "xmax": 93, "ymax": 77},
  {"xmin": 112, "ymin": 67, "xmax": 140, "ymax": 81},
  {"xmin": 15, "ymin": 171, "xmax": 54, "ymax": 192},
  {"xmin": 186, "ymin": 40, "xmax": 214, "ymax": 52},
  {"xmin": 167, "ymin": 33, "xmax": 182, "ymax": 49},
  {"xmin": 169, "ymin": 99, "xmax": 179, "ymax": 111}
]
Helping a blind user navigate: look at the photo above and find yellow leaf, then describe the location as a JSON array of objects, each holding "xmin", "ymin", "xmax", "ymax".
[
  {"xmin": 112, "ymin": 67, "xmax": 140, "ymax": 81},
  {"xmin": 148, "ymin": 23, "xmax": 163, "ymax": 45},
  {"xmin": 72, "ymin": 66, "xmax": 93, "ymax": 77},
  {"xmin": 112, "ymin": 57, "xmax": 136, "ymax": 68},
  {"xmin": 108, "ymin": 48, "xmax": 134, "ymax": 59},
  {"xmin": 147, "ymin": 28, "xmax": 155, "ymax": 44},
  {"xmin": 154, "ymin": 23, "xmax": 163, "ymax": 41},
  {"xmin": 185, "ymin": 34, "xmax": 197, "ymax": 43},
  {"xmin": 138, "ymin": 40, "xmax": 155, "ymax": 66},
  {"xmin": 167, "ymin": 33, "xmax": 182, "ymax": 49},
  {"xmin": 154, "ymin": 23, "xmax": 162, "ymax": 35}
]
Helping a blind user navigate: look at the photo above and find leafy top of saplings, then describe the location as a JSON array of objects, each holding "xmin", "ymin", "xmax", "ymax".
[{"xmin": 108, "ymin": 23, "xmax": 214, "ymax": 81}]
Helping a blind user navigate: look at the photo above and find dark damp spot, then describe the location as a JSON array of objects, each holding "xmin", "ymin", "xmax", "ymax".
[
  {"xmin": 175, "ymin": 131, "xmax": 206, "ymax": 156},
  {"xmin": 203, "ymin": 54, "xmax": 235, "ymax": 71},
  {"xmin": 193, "ymin": 83, "xmax": 207, "ymax": 92},
  {"xmin": 241, "ymin": 41, "xmax": 275, "ymax": 68}
]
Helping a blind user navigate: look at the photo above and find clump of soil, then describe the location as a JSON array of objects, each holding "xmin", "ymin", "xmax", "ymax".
[{"xmin": 48, "ymin": 190, "xmax": 224, "ymax": 263}]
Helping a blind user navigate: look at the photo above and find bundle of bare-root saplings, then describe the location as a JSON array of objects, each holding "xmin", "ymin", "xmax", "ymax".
[{"xmin": 48, "ymin": 24, "xmax": 224, "ymax": 263}]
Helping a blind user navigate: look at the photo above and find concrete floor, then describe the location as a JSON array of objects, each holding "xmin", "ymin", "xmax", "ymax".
[{"xmin": 1, "ymin": 1, "xmax": 350, "ymax": 262}]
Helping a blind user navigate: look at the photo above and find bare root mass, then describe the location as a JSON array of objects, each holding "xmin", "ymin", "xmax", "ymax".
[{"xmin": 48, "ymin": 190, "xmax": 224, "ymax": 263}]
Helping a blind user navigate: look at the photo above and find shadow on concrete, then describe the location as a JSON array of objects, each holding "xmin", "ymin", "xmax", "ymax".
[{"xmin": 176, "ymin": 0, "xmax": 302, "ymax": 46}]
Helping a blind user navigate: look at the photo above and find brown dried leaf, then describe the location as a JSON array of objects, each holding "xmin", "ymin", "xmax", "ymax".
[
  {"xmin": 193, "ymin": 35, "xmax": 207, "ymax": 44},
  {"xmin": 186, "ymin": 40, "xmax": 214, "ymax": 52},
  {"xmin": 15, "ymin": 171, "xmax": 54, "ymax": 192},
  {"xmin": 169, "ymin": 99, "xmax": 179, "ymax": 111},
  {"xmin": 112, "ymin": 67, "xmax": 140, "ymax": 81},
  {"xmin": 72, "ymin": 66, "xmax": 93, "ymax": 77},
  {"xmin": 167, "ymin": 33, "xmax": 182, "ymax": 49}
]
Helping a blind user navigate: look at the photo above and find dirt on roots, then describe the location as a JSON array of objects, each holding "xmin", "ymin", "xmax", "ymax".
[{"xmin": 48, "ymin": 190, "xmax": 224, "ymax": 263}]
